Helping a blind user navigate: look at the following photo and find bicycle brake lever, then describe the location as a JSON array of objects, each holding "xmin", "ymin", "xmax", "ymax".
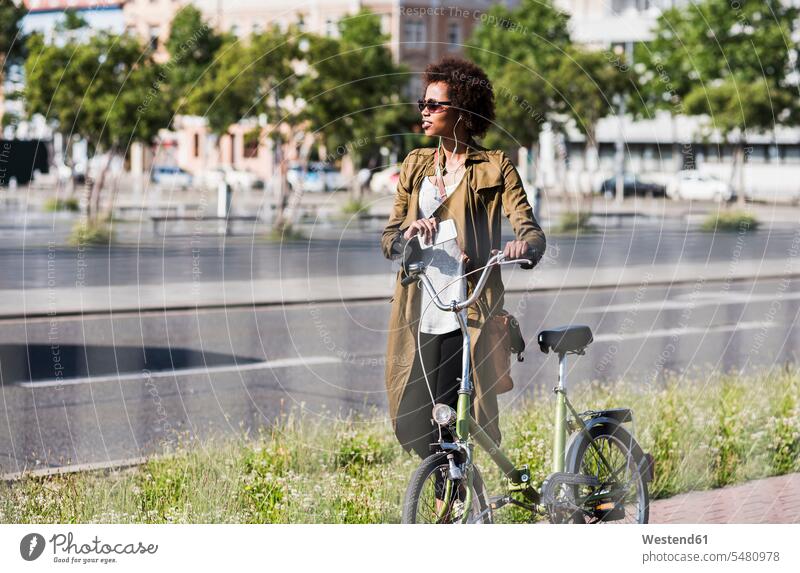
[{"xmin": 400, "ymin": 273, "xmax": 417, "ymax": 287}]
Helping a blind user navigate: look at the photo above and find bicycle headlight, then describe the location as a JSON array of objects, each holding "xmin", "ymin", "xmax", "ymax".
[{"xmin": 432, "ymin": 403, "xmax": 456, "ymax": 427}]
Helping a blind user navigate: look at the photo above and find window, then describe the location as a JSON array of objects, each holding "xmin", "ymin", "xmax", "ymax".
[
  {"xmin": 404, "ymin": 20, "xmax": 425, "ymax": 45},
  {"xmin": 193, "ymin": 133, "xmax": 200, "ymax": 158},
  {"xmin": 325, "ymin": 18, "xmax": 339, "ymax": 38},
  {"xmin": 610, "ymin": 0, "xmax": 650, "ymax": 14},
  {"xmin": 244, "ymin": 135, "xmax": 259, "ymax": 159},
  {"xmin": 781, "ymin": 145, "xmax": 800, "ymax": 164},
  {"xmin": 447, "ymin": 21, "xmax": 460, "ymax": 48},
  {"xmin": 404, "ymin": 77, "xmax": 423, "ymax": 101},
  {"xmin": 148, "ymin": 25, "xmax": 160, "ymax": 50}
]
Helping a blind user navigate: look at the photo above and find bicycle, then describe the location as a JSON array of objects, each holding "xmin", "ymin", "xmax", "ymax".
[{"xmin": 399, "ymin": 250, "xmax": 654, "ymax": 524}]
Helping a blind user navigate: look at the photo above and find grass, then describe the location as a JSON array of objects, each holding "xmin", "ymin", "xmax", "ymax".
[
  {"xmin": 264, "ymin": 224, "xmax": 306, "ymax": 242},
  {"xmin": 700, "ymin": 210, "xmax": 759, "ymax": 232},
  {"xmin": 1, "ymin": 366, "xmax": 798, "ymax": 524},
  {"xmin": 68, "ymin": 221, "xmax": 114, "ymax": 246},
  {"xmin": 43, "ymin": 197, "xmax": 80, "ymax": 212},
  {"xmin": 340, "ymin": 198, "xmax": 369, "ymax": 217},
  {"xmin": 554, "ymin": 210, "xmax": 595, "ymax": 234}
]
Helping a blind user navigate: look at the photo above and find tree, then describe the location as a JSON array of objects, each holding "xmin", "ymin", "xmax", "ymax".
[
  {"xmin": 637, "ymin": 0, "xmax": 800, "ymax": 203},
  {"xmin": 553, "ymin": 46, "xmax": 636, "ymax": 194},
  {"xmin": 465, "ymin": 0, "xmax": 571, "ymax": 179},
  {"xmin": 0, "ymin": 0, "xmax": 26, "ymax": 128},
  {"xmin": 298, "ymin": 8, "xmax": 410, "ymax": 199},
  {"xmin": 25, "ymin": 32, "xmax": 172, "ymax": 222},
  {"xmin": 187, "ymin": 23, "xmax": 300, "ymax": 232},
  {"xmin": 165, "ymin": 5, "xmax": 224, "ymax": 110}
]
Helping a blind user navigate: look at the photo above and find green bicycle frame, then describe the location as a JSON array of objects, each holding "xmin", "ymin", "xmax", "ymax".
[{"xmin": 552, "ymin": 353, "xmax": 568, "ymax": 473}]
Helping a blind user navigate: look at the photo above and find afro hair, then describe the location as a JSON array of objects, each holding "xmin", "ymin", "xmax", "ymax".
[{"xmin": 422, "ymin": 56, "xmax": 496, "ymax": 139}]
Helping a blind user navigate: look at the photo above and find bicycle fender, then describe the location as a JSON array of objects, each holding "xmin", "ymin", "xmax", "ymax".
[{"xmin": 565, "ymin": 417, "xmax": 653, "ymax": 483}]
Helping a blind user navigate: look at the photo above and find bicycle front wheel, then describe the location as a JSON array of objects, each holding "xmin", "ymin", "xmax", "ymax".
[
  {"xmin": 401, "ymin": 452, "xmax": 491, "ymax": 524},
  {"xmin": 567, "ymin": 424, "xmax": 649, "ymax": 524}
]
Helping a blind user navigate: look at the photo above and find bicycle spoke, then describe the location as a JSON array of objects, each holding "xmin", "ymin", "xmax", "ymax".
[{"xmin": 578, "ymin": 434, "xmax": 645, "ymax": 524}]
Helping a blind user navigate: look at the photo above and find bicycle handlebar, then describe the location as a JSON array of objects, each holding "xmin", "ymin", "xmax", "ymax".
[{"xmin": 402, "ymin": 251, "xmax": 529, "ymax": 313}]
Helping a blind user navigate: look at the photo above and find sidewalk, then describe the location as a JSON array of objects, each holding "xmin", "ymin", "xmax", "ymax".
[
  {"xmin": 651, "ymin": 473, "xmax": 800, "ymax": 523},
  {"xmin": 0, "ymin": 258, "xmax": 796, "ymax": 318}
]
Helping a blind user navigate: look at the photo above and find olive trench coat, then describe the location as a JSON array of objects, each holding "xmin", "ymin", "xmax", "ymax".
[{"xmin": 380, "ymin": 141, "xmax": 547, "ymax": 457}]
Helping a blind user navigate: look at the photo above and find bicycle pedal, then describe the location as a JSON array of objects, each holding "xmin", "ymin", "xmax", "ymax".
[
  {"xmin": 541, "ymin": 472, "xmax": 601, "ymax": 506},
  {"xmin": 488, "ymin": 495, "xmax": 509, "ymax": 510}
]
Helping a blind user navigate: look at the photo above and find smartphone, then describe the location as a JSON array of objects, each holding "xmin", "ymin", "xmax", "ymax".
[{"xmin": 418, "ymin": 218, "xmax": 457, "ymax": 249}]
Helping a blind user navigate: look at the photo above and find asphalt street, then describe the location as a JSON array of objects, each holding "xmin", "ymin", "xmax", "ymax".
[
  {"xmin": 0, "ymin": 276, "xmax": 797, "ymax": 474},
  {"xmin": 1, "ymin": 219, "xmax": 798, "ymax": 289}
]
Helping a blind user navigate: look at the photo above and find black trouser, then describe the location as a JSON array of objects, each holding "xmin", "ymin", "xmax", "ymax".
[{"xmin": 407, "ymin": 328, "xmax": 464, "ymax": 461}]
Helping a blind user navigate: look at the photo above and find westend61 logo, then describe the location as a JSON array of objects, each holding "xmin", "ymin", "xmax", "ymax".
[{"xmin": 20, "ymin": 532, "xmax": 158, "ymax": 565}]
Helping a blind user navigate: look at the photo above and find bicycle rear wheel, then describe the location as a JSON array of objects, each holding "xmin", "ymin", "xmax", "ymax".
[
  {"xmin": 567, "ymin": 424, "xmax": 649, "ymax": 524},
  {"xmin": 401, "ymin": 452, "xmax": 491, "ymax": 524}
]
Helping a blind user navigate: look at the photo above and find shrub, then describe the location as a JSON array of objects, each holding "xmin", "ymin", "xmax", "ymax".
[
  {"xmin": 68, "ymin": 221, "xmax": 113, "ymax": 246},
  {"xmin": 43, "ymin": 197, "xmax": 80, "ymax": 212},
  {"xmin": 700, "ymin": 210, "xmax": 759, "ymax": 232},
  {"xmin": 265, "ymin": 224, "xmax": 305, "ymax": 242},
  {"xmin": 341, "ymin": 198, "xmax": 368, "ymax": 216},
  {"xmin": 556, "ymin": 210, "xmax": 594, "ymax": 233}
]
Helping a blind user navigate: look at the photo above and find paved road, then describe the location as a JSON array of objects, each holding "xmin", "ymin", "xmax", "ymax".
[
  {"xmin": 0, "ymin": 276, "xmax": 797, "ymax": 473},
  {"xmin": 1, "ymin": 219, "xmax": 798, "ymax": 289},
  {"xmin": 651, "ymin": 473, "xmax": 800, "ymax": 523}
]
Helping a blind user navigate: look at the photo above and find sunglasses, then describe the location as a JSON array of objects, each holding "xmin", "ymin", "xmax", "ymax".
[{"xmin": 417, "ymin": 99, "xmax": 452, "ymax": 113}]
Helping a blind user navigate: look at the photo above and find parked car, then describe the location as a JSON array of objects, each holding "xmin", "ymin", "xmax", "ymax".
[
  {"xmin": 287, "ymin": 165, "xmax": 324, "ymax": 192},
  {"xmin": 666, "ymin": 170, "xmax": 734, "ymax": 202},
  {"xmin": 151, "ymin": 165, "xmax": 192, "ymax": 188},
  {"xmin": 195, "ymin": 167, "xmax": 261, "ymax": 191},
  {"xmin": 598, "ymin": 174, "xmax": 666, "ymax": 197},
  {"xmin": 287, "ymin": 162, "xmax": 345, "ymax": 192},
  {"xmin": 370, "ymin": 165, "xmax": 400, "ymax": 194}
]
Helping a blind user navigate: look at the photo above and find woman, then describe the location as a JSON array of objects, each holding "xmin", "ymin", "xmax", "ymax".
[{"xmin": 381, "ymin": 56, "xmax": 546, "ymax": 461}]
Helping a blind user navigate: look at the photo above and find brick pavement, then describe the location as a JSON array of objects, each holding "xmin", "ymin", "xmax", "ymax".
[{"xmin": 650, "ymin": 473, "xmax": 800, "ymax": 523}]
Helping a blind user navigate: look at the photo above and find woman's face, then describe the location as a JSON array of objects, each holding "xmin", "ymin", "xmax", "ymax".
[{"xmin": 420, "ymin": 81, "xmax": 466, "ymax": 139}]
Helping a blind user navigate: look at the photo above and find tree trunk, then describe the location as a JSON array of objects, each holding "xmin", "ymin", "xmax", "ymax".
[
  {"xmin": 350, "ymin": 150, "xmax": 363, "ymax": 202},
  {"xmin": 730, "ymin": 143, "xmax": 745, "ymax": 207},
  {"xmin": 282, "ymin": 133, "xmax": 312, "ymax": 229},
  {"xmin": 272, "ymin": 154, "xmax": 290, "ymax": 233},
  {"xmin": 585, "ymin": 131, "xmax": 599, "ymax": 216},
  {"xmin": 91, "ymin": 148, "xmax": 116, "ymax": 224},
  {"xmin": 0, "ymin": 56, "xmax": 5, "ymax": 129}
]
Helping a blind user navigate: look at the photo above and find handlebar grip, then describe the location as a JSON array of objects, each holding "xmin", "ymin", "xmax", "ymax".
[{"xmin": 401, "ymin": 273, "xmax": 418, "ymax": 287}]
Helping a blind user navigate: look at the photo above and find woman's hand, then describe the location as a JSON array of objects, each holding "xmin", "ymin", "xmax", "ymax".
[
  {"xmin": 503, "ymin": 239, "xmax": 530, "ymax": 261},
  {"xmin": 403, "ymin": 217, "xmax": 438, "ymax": 245}
]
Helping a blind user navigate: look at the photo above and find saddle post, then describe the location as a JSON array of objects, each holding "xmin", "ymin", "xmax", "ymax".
[{"xmin": 552, "ymin": 352, "xmax": 568, "ymax": 473}]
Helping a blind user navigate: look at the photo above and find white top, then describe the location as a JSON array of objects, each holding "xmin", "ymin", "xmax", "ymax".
[{"xmin": 417, "ymin": 170, "xmax": 466, "ymax": 335}]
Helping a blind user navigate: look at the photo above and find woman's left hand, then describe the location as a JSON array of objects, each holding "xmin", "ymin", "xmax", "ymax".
[{"xmin": 503, "ymin": 240, "xmax": 529, "ymax": 261}]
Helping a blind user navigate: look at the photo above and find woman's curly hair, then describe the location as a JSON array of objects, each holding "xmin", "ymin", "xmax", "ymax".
[{"xmin": 422, "ymin": 56, "xmax": 495, "ymax": 139}]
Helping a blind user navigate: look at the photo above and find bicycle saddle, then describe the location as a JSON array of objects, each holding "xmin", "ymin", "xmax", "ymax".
[{"xmin": 537, "ymin": 325, "xmax": 593, "ymax": 355}]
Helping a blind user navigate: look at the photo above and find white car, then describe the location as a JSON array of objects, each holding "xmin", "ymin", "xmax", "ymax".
[
  {"xmin": 151, "ymin": 165, "xmax": 193, "ymax": 188},
  {"xmin": 667, "ymin": 170, "xmax": 733, "ymax": 202},
  {"xmin": 369, "ymin": 165, "xmax": 400, "ymax": 194},
  {"xmin": 196, "ymin": 167, "xmax": 260, "ymax": 191}
]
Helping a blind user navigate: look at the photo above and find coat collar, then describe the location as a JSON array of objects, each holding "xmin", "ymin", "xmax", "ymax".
[{"xmin": 417, "ymin": 139, "xmax": 490, "ymax": 176}]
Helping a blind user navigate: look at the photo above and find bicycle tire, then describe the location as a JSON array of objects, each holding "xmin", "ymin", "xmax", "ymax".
[
  {"xmin": 401, "ymin": 452, "xmax": 492, "ymax": 524},
  {"xmin": 566, "ymin": 423, "xmax": 649, "ymax": 524}
]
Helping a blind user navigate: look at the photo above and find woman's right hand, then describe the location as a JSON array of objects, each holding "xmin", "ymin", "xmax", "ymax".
[{"xmin": 403, "ymin": 217, "xmax": 438, "ymax": 245}]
